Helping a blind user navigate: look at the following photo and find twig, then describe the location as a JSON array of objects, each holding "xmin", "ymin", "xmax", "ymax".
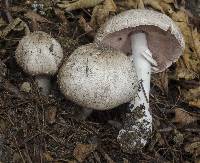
[
  {"xmin": 158, "ymin": 127, "xmax": 173, "ymax": 132},
  {"xmin": 0, "ymin": 18, "xmax": 30, "ymax": 38},
  {"xmin": 184, "ymin": 128, "xmax": 200, "ymax": 132}
]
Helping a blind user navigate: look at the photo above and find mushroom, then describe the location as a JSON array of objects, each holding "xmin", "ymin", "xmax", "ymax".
[
  {"xmin": 95, "ymin": 9, "xmax": 185, "ymax": 152},
  {"xmin": 58, "ymin": 43, "xmax": 138, "ymax": 111},
  {"xmin": 15, "ymin": 31, "xmax": 63, "ymax": 95}
]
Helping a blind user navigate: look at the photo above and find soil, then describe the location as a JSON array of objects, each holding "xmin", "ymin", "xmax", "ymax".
[{"xmin": 0, "ymin": 0, "xmax": 200, "ymax": 163}]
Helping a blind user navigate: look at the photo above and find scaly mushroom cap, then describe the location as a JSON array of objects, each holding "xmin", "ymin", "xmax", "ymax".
[
  {"xmin": 95, "ymin": 9, "xmax": 185, "ymax": 73},
  {"xmin": 15, "ymin": 31, "xmax": 63, "ymax": 76},
  {"xmin": 58, "ymin": 43, "xmax": 138, "ymax": 110}
]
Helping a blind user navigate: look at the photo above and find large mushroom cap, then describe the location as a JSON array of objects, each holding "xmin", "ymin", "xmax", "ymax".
[
  {"xmin": 15, "ymin": 31, "xmax": 63, "ymax": 76},
  {"xmin": 58, "ymin": 43, "xmax": 138, "ymax": 110},
  {"xmin": 95, "ymin": 9, "xmax": 185, "ymax": 73}
]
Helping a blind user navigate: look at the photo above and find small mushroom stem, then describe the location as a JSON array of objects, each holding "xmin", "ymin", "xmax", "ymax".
[
  {"xmin": 118, "ymin": 32, "xmax": 157, "ymax": 152},
  {"xmin": 77, "ymin": 108, "xmax": 93, "ymax": 120},
  {"xmin": 35, "ymin": 75, "xmax": 51, "ymax": 95}
]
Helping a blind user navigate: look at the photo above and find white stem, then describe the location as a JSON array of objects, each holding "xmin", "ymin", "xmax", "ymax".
[
  {"xmin": 118, "ymin": 33, "xmax": 156, "ymax": 152},
  {"xmin": 35, "ymin": 76, "xmax": 51, "ymax": 95},
  {"xmin": 131, "ymin": 33, "xmax": 151, "ymax": 110},
  {"xmin": 130, "ymin": 33, "xmax": 152, "ymax": 130}
]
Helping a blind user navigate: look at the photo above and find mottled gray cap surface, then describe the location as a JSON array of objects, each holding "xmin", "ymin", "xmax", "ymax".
[
  {"xmin": 15, "ymin": 31, "xmax": 63, "ymax": 76},
  {"xmin": 58, "ymin": 43, "xmax": 138, "ymax": 110},
  {"xmin": 95, "ymin": 9, "xmax": 185, "ymax": 73}
]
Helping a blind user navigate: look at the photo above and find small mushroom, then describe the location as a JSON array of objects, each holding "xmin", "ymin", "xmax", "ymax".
[
  {"xmin": 58, "ymin": 43, "xmax": 138, "ymax": 111},
  {"xmin": 95, "ymin": 9, "xmax": 185, "ymax": 152},
  {"xmin": 15, "ymin": 31, "xmax": 63, "ymax": 95}
]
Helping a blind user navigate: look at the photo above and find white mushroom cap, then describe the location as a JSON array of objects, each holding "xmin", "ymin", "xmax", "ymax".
[
  {"xmin": 58, "ymin": 43, "xmax": 138, "ymax": 110},
  {"xmin": 15, "ymin": 31, "xmax": 63, "ymax": 76},
  {"xmin": 95, "ymin": 9, "xmax": 185, "ymax": 72}
]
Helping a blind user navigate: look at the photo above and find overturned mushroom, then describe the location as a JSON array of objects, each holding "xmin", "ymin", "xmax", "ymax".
[
  {"xmin": 15, "ymin": 31, "xmax": 63, "ymax": 95},
  {"xmin": 95, "ymin": 9, "xmax": 185, "ymax": 152},
  {"xmin": 58, "ymin": 43, "xmax": 138, "ymax": 111}
]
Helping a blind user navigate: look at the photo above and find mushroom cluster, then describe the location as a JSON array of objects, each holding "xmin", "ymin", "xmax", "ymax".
[{"xmin": 15, "ymin": 9, "xmax": 184, "ymax": 153}]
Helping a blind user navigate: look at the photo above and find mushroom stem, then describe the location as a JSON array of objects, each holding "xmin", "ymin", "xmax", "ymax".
[
  {"xmin": 35, "ymin": 76, "xmax": 51, "ymax": 95},
  {"xmin": 130, "ymin": 32, "xmax": 152, "ymax": 111},
  {"xmin": 78, "ymin": 108, "xmax": 93, "ymax": 120},
  {"xmin": 118, "ymin": 32, "xmax": 157, "ymax": 152}
]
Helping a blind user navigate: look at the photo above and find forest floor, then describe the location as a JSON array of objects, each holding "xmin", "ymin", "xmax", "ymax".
[{"xmin": 0, "ymin": 0, "xmax": 200, "ymax": 162}]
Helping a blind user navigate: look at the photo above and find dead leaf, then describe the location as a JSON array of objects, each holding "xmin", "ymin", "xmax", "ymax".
[
  {"xmin": 25, "ymin": 11, "xmax": 51, "ymax": 23},
  {"xmin": 90, "ymin": 0, "xmax": 117, "ymax": 28},
  {"xmin": 191, "ymin": 28, "xmax": 200, "ymax": 58},
  {"xmin": 160, "ymin": 1, "xmax": 174, "ymax": 14},
  {"xmin": 54, "ymin": 8, "xmax": 69, "ymax": 34},
  {"xmin": 24, "ymin": 11, "xmax": 52, "ymax": 30},
  {"xmin": 103, "ymin": 153, "xmax": 115, "ymax": 163},
  {"xmin": 182, "ymin": 86, "xmax": 200, "ymax": 108},
  {"xmin": 116, "ymin": 0, "xmax": 174, "ymax": 14},
  {"xmin": 115, "ymin": 0, "xmax": 138, "ymax": 10},
  {"xmin": 137, "ymin": 0, "xmax": 145, "ymax": 9},
  {"xmin": 143, "ymin": 0, "xmax": 164, "ymax": 12},
  {"xmin": 79, "ymin": 16, "xmax": 94, "ymax": 34},
  {"xmin": 185, "ymin": 142, "xmax": 200, "ymax": 157},
  {"xmin": 103, "ymin": 0, "xmax": 117, "ymax": 12},
  {"xmin": 43, "ymin": 152, "xmax": 54, "ymax": 161},
  {"xmin": 189, "ymin": 100, "xmax": 200, "ymax": 108},
  {"xmin": 170, "ymin": 10, "xmax": 200, "ymax": 80},
  {"xmin": 142, "ymin": 0, "xmax": 174, "ymax": 13},
  {"xmin": 73, "ymin": 143, "xmax": 97, "ymax": 162},
  {"xmin": 123, "ymin": 158, "xmax": 129, "ymax": 163},
  {"xmin": 173, "ymin": 107, "xmax": 199, "ymax": 126},
  {"xmin": 57, "ymin": 0, "xmax": 104, "ymax": 11},
  {"xmin": 46, "ymin": 106, "xmax": 57, "ymax": 124}
]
